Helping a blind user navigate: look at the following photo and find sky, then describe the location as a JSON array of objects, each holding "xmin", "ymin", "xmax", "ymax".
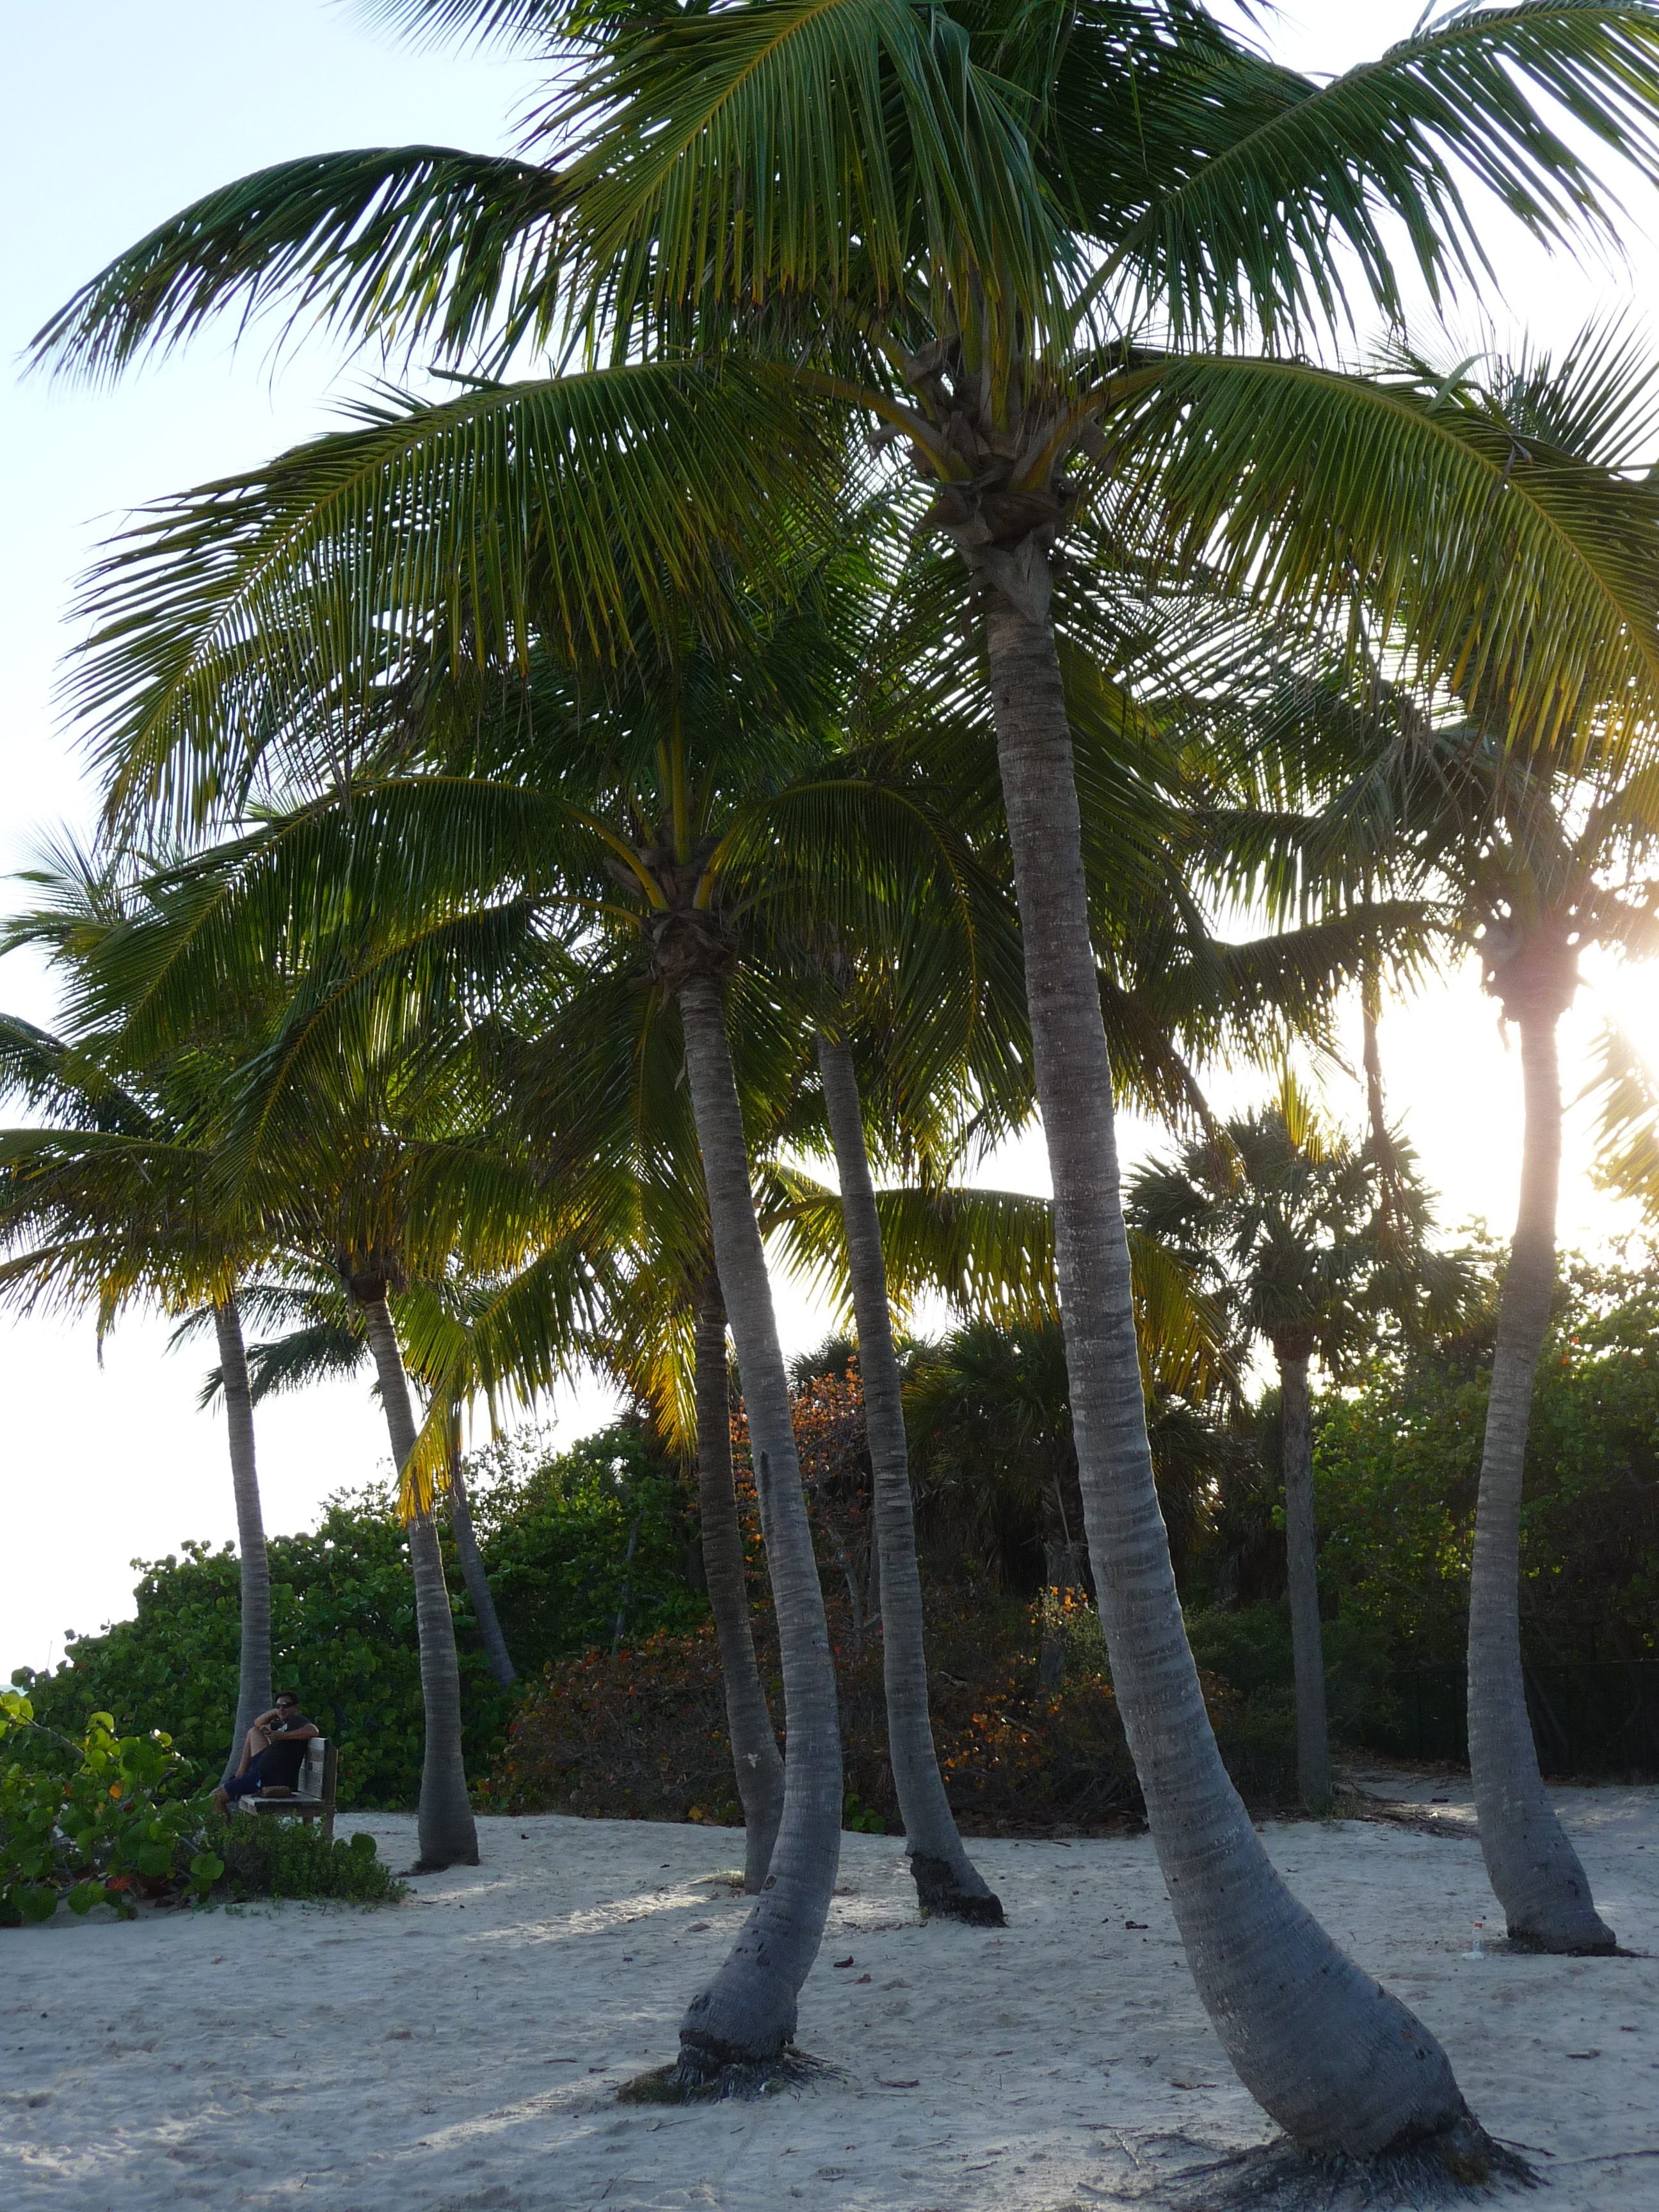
[{"xmin": 4, "ymin": 0, "xmax": 1659, "ymax": 1681}]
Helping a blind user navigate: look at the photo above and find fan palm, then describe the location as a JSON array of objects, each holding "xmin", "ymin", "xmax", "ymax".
[{"xmin": 1128, "ymin": 1093, "xmax": 1467, "ymax": 1810}]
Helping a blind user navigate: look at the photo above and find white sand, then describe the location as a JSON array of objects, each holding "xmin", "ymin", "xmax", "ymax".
[{"xmin": 4, "ymin": 1781, "xmax": 1658, "ymax": 2210}]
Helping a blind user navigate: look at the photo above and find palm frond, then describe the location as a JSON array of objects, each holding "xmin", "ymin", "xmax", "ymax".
[{"xmin": 32, "ymin": 148, "xmax": 568, "ymax": 380}]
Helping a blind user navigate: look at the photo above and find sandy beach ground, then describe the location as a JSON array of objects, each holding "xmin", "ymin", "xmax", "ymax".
[{"xmin": 4, "ymin": 1778, "xmax": 1658, "ymax": 2210}]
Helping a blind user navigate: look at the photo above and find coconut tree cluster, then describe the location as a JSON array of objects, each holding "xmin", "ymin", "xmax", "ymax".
[{"xmin": 13, "ymin": 0, "xmax": 1659, "ymax": 2175}]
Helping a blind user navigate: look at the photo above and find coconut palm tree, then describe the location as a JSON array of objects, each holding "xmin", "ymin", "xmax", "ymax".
[
  {"xmin": 0, "ymin": 854, "xmax": 286, "ymax": 1787},
  {"xmin": 44, "ymin": 0, "xmax": 1659, "ymax": 2152},
  {"xmin": 0, "ymin": 1015, "xmax": 276, "ymax": 1785},
  {"xmin": 199, "ymin": 1253, "xmax": 616, "ymax": 1695},
  {"xmin": 1207, "ymin": 326, "xmax": 1659, "ymax": 1948},
  {"xmin": 812, "ymin": 1022, "xmax": 1004, "ymax": 1921}
]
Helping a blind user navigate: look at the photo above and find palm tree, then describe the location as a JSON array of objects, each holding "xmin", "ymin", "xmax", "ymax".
[
  {"xmin": 202, "ymin": 1259, "xmax": 611, "ymax": 1695},
  {"xmin": 1213, "ymin": 328, "xmax": 1659, "ymax": 1949},
  {"xmin": 813, "ymin": 1023, "xmax": 1004, "ymax": 1921},
  {"xmin": 0, "ymin": 856, "xmax": 282, "ymax": 1788},
  {"xmin": 0, "ymin": 1018, "xmax": 275, "ymax": 1785},
  {"xmin": 689, "ymin": 1265, "xmax": 787, "ymax": 1892},
  {"xmin": 1128, "ymin": 1093, "xmax": 1464, "ymax": 1811},
  {"xmin": 42, "ymin": 0, "xmax": 1659, "ymax": 2152},
  {"xmin": 427, "ymin": 962, "xmax": 790, "ymax": 1890}
]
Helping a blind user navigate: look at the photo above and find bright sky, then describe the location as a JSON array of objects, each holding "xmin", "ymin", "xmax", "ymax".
[{"xmin": 4, "ymin": 1, "xmax": 1658, "ymax": 1681}]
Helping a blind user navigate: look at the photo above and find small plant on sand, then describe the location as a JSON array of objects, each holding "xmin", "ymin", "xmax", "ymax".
[{"xmin": 205, "ymin": 1815, "xmax": 406, "ymax": 1905}]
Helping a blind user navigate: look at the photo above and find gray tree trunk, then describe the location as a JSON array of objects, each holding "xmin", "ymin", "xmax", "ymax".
[
  {"xmin": 1278, "ymin": 1349, "xmax": 1333, "ymax": 1813},
  {"xmin": 673, "ymin": 973, "xmax": 842, "ymax": 2079},
  {"xmin": 978, "ymin": 579, "xmax": 1481, "ymax": 2161},
  {"xmin": 694, "ymin": 1274, "xmax": 785, "ymax": 1892},
  {"xmin": 817, "ymin": 1029, "xmax": 1002, "ymax": 1923},
  {"xmin": 446, "ymin": 1436, "xmax": 518, "ymax": 1690},
  {"xmin": 1468, "ymin": 1008, "xmax": 1614, "ymax": 1950},
  {"xmin": 215, "ymin": 1297, "xmax": 272, "ymax": 1788},
  {"xmin": 361, "ymin": 1295, "xmax": 479, "ymax": 1871}
]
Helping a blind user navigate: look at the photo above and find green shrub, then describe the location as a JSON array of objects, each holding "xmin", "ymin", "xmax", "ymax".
[
  {"xmin": 1313, "ymin": 1258, "xmax": 1659, "ymax": 1668},
  {"xmin": 1184, "ymin": 1600, "xmax": 1397, "ymax": 1798},
  {"xmin": 12, "ymin": 1428, "xmax": 707, "ymax": 1812},
  {"xmin": 207, "ymin": 1816, "xmax": 406, "ymax": 1905},
  {"xmin": 0, "ymin": 1689, "xmax": 221, "ymax": 1924},
  {"xmin": 12, "ymin": 1491, "xmax": 512, "ymax": 1807},
  {"xmin": 470, "ymin": 1422, "xmax": 706, "ymax": 1667}
]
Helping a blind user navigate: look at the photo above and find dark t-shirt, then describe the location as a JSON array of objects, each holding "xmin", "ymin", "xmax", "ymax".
[{"xmin": 260, "ymin": 1718, "xmax": 314, "ymax": 1790}]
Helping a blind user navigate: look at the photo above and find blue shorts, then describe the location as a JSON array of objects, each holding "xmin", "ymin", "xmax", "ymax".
[{"xmin": 225, "ymin": 1750, "xmax": 295, "ymax": 1801}]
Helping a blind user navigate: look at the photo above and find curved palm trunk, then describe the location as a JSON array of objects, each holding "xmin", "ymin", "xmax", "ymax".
[
  {"xmin": 694, "ymin": 1273, "xmax": 785, "ymax": 1892},
  {"xmin": 214, "ymin": 1297, "xmax": 272, "ymax": 1788},
  {"xmin": 1277, "ymin": 1347, "xmax": 1333, "ymax": 1813},
  {"xmin": 816, "ymin": 1030, "xmax": 1002, "ymax": 1924},
  {"xmin": 446, "ymin": 1433, "xmax": 518, "ymax": 1690},
  {"xmin": 361, "ymin": 1295, "xmax": 479, "ymax": 1871},
  {"xmin": 1468, "ymin": 1006, "xmax": 1613, "ymax": 1950},
  {"xmin": 979, "ymin": 582, "xmax": 1481, "ymax": 2161},
  {"xmin": 673, "ymin": 974, "xmax": 841, "ymax": 2079}
]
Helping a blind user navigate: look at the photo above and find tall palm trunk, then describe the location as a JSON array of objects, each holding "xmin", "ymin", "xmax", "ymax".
[
  {"xmin": 694, "ymin": 1272, "xmax": 785, "ymax": 1892},
  {"xmin": 360, "ymin": 1294, "xmax": 479, "ymax": 1871},
  {"xmin": 978, "ymin": 580, "xmax": 1482, "ymax": 2160},
  {"xmin": 1468, "ymin": 986, "xmax": 1613, "ymax": 1950},
  {"xmin": 446, "ymin": 1427, "xmax": 518, "ymax": 1690},
  {"xmin": 816, "ymin": 1030, "xmax": 1002, "ymax": 1924},
  {"xmin": 1276, "ymin": 1342, "xmax": 1332, "ymax": 1812},
  {"xmin": 671, "ymin": 969, "xmax": 841, "ymax": 2079},
  {"xmin": 214, "ymin": 1296, "xmax": 271, "ymax": 1788}
]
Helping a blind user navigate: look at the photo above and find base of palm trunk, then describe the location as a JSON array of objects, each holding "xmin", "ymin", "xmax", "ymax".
[
  {"xmin": 407, "ymin": 1849, "xmax": 481, "ymax": 1873},
  {"xmin": 908, "ymin": 1851, "xmax": 1006, "ymax": 1925},
  {"xmin": 1503, "ymin": 1923, "xmax": 1617, "ymax": 1957},
  {"xmin": 1171, "ymin": 2116, "xmax": 1533, "ymax": 2207},
  {"xmin": 620, "ymin": 2042, "xmax": 836, "ymax": 2104}
]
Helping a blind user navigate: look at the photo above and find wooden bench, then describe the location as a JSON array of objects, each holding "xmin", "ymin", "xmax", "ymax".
[{"xmin": 242, "ymin": 1738, "xmax": 338, "ymax": 1841}]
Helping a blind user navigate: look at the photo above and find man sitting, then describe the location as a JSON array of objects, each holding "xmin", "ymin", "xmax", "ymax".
[{"xmin": 211, "ymin": 1692, "xmax": 319, "ymax": 1815}]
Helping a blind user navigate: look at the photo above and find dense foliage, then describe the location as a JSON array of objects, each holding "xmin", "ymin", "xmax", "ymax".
[
  {"xmin": 467, "ymin": 1420, "xmax": 705, "ymax": 1667},
  {"xmin": 493, "ymin": 1585, "xmax": 1297, "ymax": 1829},
  {"xmin": 0, "ymin": 1687, "xmax": 405, "ymax": 1921},
  {"xmin": 1315, "ymin": 1258, "xmax": 1659, "ymax": 1666},
  {"xmin": 22, "ymin": 1257, "xmax": 1659, "ymax": 1839},
  {"xmin": 0, "ymin": 1689, "xmax": 221, "ymax": 1925},
  {"xmin": 12, "ymin": 1495, "xmax": 501, "ymax": 1807},
  {"xmin": 11, "ymin": 1423, "xmax": 703, "ymax": 1807}
]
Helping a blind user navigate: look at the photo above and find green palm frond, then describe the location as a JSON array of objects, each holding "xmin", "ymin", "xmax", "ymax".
[
  {"xmin": 1587, "ymin": 1021, "xmax": 1659, "ymax": 1213},
  {"xmin": 554, "ymin": 0, "xmax": 1075, "ymax": 342},
  {"xmin": 72, "ymin": 362, "xmax": 841, "ymax": 831},
  {"xmin": 1103, "ymin": 347, "xmax": 1659, "ymax": 760},
  {"xmin": 762, "ymin": 1163, "xmax": 1231, "ymax": 1399},
  {"xmin": 31, "ymin": 147, "xmax": 569, "ymax": 381},
  {"xmin": 1078, "ymin": 2, "xmax": 1659, "ymax": 339}
]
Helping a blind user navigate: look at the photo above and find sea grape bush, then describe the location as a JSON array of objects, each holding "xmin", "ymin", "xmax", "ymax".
[
  {"xmin": 0, "ymin": 1689, "xmax": 221, "ymax": 1925},
  {"xmin": 8, "ymin": 1496, "xmax": 493, "ymax": 1806}
]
